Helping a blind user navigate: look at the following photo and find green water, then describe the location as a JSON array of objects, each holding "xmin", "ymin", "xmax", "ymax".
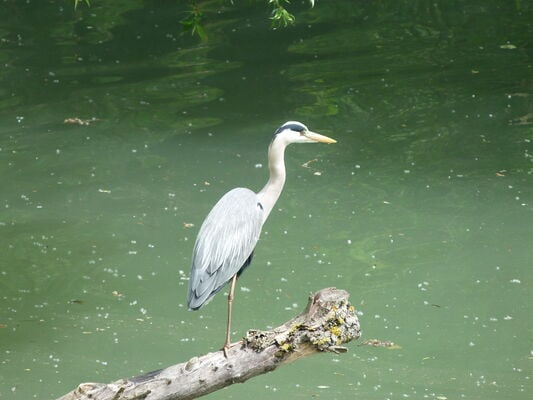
[{"xmin": 0, "ymin": 1, "xmax": 531, "ymax": 399}]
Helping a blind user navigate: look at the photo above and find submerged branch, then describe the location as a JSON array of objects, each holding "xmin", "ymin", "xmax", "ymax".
[{"xmin": 57, "ymin": 287, "xmax": 361, "ymax": 400}]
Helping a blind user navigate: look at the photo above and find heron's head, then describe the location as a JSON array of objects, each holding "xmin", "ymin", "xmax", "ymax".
[{"xmin": 272, "ymin": 121, "xmax": 337, "ymax": 146}]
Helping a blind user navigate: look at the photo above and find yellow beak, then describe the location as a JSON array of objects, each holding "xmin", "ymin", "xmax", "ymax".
[{"xmin": 306, "ymin": 131, "xmax": 337, "ymax": 144}]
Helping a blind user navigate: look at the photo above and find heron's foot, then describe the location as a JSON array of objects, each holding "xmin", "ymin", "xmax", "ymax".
[
  {"xmin": 221, "ymin": 341, "xmax": 236, "ymax": 358},
  {"xmin": 223, "ymin": 345, "xmax": 230, "ymax": 358}
]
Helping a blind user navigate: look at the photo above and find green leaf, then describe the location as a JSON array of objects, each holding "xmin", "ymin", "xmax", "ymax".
[
  {"xmin": 181, "ymin": 3, "xmax": 207, "ymax": 42},
  {"xmin": 193, "ymin": 23, "xmax": 207, "ymax": 42},
  {"xmin": 73, "ymin": 0, "xmax": 90, "ymax": 10}
]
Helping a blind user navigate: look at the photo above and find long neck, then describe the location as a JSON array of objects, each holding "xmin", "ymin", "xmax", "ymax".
[{"xmin": 257, "ymin": 139, "xmax": 287, "ymax": 223}]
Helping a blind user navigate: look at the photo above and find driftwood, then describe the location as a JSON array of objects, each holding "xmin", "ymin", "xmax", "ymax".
[{"xmin": 57, "ymin": 287, "xmax": 361, "ymax": 400}]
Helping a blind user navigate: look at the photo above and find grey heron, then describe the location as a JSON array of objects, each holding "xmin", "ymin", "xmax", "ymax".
[{"xmin": 187, "ymin": 121, "xmax": 336, "ymax": 355}]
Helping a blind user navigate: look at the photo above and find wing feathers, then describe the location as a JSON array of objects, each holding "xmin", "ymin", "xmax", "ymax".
[{"xmin": 188, "ymin": 188, "xmax": 263, "ymax": 310}]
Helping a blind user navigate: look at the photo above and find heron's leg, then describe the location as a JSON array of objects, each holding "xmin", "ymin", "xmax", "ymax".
[{"xmin": 223, "ymin": 274, "xmax": 237, "ymax": 357}]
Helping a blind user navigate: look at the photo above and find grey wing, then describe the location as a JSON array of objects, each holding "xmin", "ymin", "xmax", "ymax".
[{"xmin": 187, "ymin": 188, "xmax": 264, "ymax": 310}]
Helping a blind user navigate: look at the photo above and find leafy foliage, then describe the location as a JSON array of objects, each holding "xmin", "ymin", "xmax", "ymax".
[
  {"xmin": 70, "ymin": 0, "xmax": 316, "ymax": 40},
  {"xmin": 73, "ymin": 0, "xmax": 90, "ymax": 9},
  {"xmin": 181, "ymin": 1, "xmax": 207, "ymax": 41},
  {"xmin": 269, "ymin": 0, "xmax": 295, "ymax": 28},
  {"xmin": 269, "ymin": 0, "xmax": 316, "ymax": 28}
]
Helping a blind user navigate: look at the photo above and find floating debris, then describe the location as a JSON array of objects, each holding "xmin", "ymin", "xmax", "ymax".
[
  {"xmin": 359, "ymin": 339, "xmax": 401, "ymax": 349},
  {"xmin": 301, "ymin": 158, "xmax": 318, "ymax": 168},
  {"xmin": 183, "ymin": 222, "xmax": 195, "ymax": 228},
  {"xmin": 499, "ymin": 43, "xmax": 517, "ymax": 50},
  {"xmin": 64, "ymin": 117, "xmax": 98, "ymax": 126}
]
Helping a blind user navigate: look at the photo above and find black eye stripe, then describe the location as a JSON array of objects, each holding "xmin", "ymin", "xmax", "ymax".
[
  {"xmin": 284, "ymin": 123, "xmax": 306, "ymax": 132},
  {"xmin": 274, "ymin": 123, "xmax": 306, "ymax": 135}
]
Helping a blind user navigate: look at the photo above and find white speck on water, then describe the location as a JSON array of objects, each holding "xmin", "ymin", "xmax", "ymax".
[
  {"xmin": 240, "ymin": 286, "xmax": 250, "ymax": 292},
  {"xmin": 509, "ymin": 279, "xmax": 521, "ymax": 284},
  {"xmin": 254, "ymin": 163, "xmax": 263, "ymax": 168}
]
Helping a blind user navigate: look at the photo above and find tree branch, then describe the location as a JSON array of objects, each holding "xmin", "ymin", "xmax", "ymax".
[{"xmin": 57, "ymin": 287, "xmax": 361, "ymax": 400}]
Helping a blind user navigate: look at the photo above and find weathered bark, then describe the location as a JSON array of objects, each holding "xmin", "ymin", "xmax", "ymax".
[{"xmin": 57, "ymin": 287, "xmax": 361, "ymax": 400}]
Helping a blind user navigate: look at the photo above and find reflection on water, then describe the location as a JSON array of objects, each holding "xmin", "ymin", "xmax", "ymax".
[{"xmin": 0, "ymin": 1, "xmax": 531, "ymax": 399}]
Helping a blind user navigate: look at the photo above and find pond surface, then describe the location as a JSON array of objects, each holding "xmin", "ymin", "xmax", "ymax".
[{"xmin": 0, "ymin": 1, "xmax": 531, "ymax": 399}]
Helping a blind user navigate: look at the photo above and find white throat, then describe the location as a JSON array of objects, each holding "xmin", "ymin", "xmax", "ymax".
[{"xmin": 257, "ymin": 138, "xmax": 287, "ymax": 223}]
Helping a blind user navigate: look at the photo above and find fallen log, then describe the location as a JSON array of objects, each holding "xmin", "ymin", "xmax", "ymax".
[{"xmin": 57, "ymin": 287, "xmax": 361, "ymax": 400}]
